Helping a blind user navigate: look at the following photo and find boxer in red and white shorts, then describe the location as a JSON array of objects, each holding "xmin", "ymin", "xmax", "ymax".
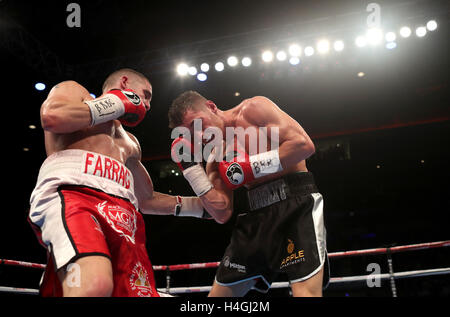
[
  {"xmin": 30, "ymin": 150, "xmax": 157, "ymax": 296},
  {"xmin": 29, "ymin": 69, "xmax": 212, "ymax": 297}
]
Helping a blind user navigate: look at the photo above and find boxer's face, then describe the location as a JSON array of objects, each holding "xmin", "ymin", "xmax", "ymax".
[
  {"xmin": 130, "ymin": 79, "xmax": 152, "ymax": 112},
  {"xmin": 120, "ymin": 76, "xmax": 152, "ymax": 111},
  {"xmin": 181, "ymin": 102, "xmax": 224, "ymax": 144}
]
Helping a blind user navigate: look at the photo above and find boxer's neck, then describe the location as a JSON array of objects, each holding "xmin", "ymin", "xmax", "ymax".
[{"xmin": 220, "ymin": 108, "xmax": 239, "ymax": 128}]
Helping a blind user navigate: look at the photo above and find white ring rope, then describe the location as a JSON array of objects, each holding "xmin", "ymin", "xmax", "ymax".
[
  {"xmin": 156, "ymin": 267, "xmax": 450, "ymax": 294},
  {"xmin": 1, "ymin": 267, "xmax": 449, "ymax": 295},
  {"xmin": 1, "ymin": 241, "xmax": 448, "ymax": 295}
]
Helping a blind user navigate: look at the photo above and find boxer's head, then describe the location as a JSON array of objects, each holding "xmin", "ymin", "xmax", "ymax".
[
  {"xmin": 168, "ymin": 90, "xmax": 225, "ymax": 144},
  {"xmin": 102, "ymin": 68, "xmax": 152, "ymax": 111}
]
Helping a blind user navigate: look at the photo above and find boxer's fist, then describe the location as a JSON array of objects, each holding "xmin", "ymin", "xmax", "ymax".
[
  {"xmin": 171, "ymin": 137, "xmax": 213, "ymax": 197},
  {"xmin": 107, "ymin": 89, "xmax": 147, "ymax": 127},
  {"xmin": 171, "ymin": 137, "xmax": 197, "ymax": 171},
  {"xmin": 218, "ymin": 148, "xmax": 283, "ymax": 190},
  {"xmin": 218, "ymin": 149, "xmax": 255, "ymax": 190}
]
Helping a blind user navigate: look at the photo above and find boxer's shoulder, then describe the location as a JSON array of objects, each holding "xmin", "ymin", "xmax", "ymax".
[
  {"xmin": 47, "ymin": 80, "xmax": 91, "ymax": 100},
  {"xmin": 239, "ymin": 96, "xmax": 279, "ymax": 125},
  {"xmin": 51, "ymin": 80, "xmax": 87, "ymax": 92}
]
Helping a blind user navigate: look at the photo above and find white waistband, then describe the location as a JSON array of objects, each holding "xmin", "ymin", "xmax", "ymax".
[{"xmin": 30, "ymin": 149, "xmax": 138, "ymax": 210}]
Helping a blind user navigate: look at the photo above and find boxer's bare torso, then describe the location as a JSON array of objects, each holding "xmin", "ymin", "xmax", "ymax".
[
  {"xmin": 45, "ymin": 119, "xmax": 140, "ymax": 165},
  {"xmin": 40, "ymin": 80, "xmax": 161, "ymax": 208}
]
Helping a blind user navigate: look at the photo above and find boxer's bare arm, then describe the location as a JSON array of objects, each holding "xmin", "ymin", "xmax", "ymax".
[
  {"xmin": 130, "ymin": 159, "xmax": 178, "ymax": 215},
  {"xmin": 243, "ymin": 96, "xmax": 315, "ymax": 167},
  {"xmin": 125, "ymin": 134, "xmax": 177, "ymax": 215},
  {"xmin": 127, "ymin": 134, "xmax": 229, "ymax": 219},
  {"xmin": 130, "ymin": 155, "xmax": 232, "ymax": 222},
  {"xmin": 40, "ymin": 81, "xmax": 93, "ymax": 134},
  {"xmin": 200, "ymin": 162, "xmax": 233, "ymax": 224}
]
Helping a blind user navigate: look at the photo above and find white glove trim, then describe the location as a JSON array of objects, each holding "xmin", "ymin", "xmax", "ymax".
[
  {"xmin": 85, "ymin": 93, "xmax": 125, "ymax": 126},
  {"xmin": 182, "ymin": 164, "xmax": 213, "ymax": 196}
]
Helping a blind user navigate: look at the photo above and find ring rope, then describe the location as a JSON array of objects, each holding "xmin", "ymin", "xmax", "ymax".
[
  {"xmin": 158, "ymin": 267, "xmax": 450, "ymax": 294},
  {"xmin": 0, "ymin": 286, "xmax": 39, "ymax": 295},
  {"xmin": 3, "ymin": 267, "xmax": 449, "ymax": 295},
  {"xmin": 0, "ymin": 240, "xmax": 449, "ymax": 295},
  {"xmin": 1, "ymin": 240, "xmax": 448, "ymax": 272}
]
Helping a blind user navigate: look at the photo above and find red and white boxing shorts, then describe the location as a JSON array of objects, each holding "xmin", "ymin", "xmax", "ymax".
[{"xmin": 29, "ymin": 150, "xmax": 159, "ymax": 297}]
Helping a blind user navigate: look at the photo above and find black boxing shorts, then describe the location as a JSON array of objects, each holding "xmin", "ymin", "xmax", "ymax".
[{"xmin": 215, "ymin": 172, "xmax": 330, "ymax": 293}]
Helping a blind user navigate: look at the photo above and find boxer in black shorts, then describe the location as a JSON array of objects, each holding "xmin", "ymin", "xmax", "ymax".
[
  {"xmin": 216, "ymin": 172, "xmax": 329, "ymax": 293},
  {"xmin": 168, "ymin": 91, "xmax": 329, "ymax": 296}
]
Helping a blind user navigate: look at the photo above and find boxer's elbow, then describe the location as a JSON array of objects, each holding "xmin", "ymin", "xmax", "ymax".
[
  {"xmin": 303, "ymin": 138, "xmax": 315, "ymax": 158},
  {"xmin": 204, "ymin": 195, "xmax": 232, "ymax": 224},
  {"xmin": 41, "ymin": 113, "xmax": 63, "ymax": 133},
  {"xmin": 41, "ymin": 99, "xmax": 87, "ymax": 133},
  {"xmin": 201, "ymin": 187, "xmax": 233, "ymax": 224},
  {"xmin": 41, "ymin": 100, "xmax": 68, "ymax": 132},
  {"xmin": 287, "ymin": 136, "xmax": 315, "ymax": 161},
  {"xmin": 214, "ymin": 209, "xmax": 232, "ymax": 224},
  {"xmin": 209, "ymin": 203, "xmax": 232, "ymax": 224}
]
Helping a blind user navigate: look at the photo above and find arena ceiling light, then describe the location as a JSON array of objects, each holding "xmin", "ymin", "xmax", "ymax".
[
  {"xmin": 262, "ymin": 50, "xmax": 274, "ymax": 62},
  {"xmin": 176, "ymin": 63, "xmax": 189, "ymax": 76},
  {"xmin": 317, "ymin": 40, "xmax": 330, "ymax": 54},
  {"xmin": 289, "ymin": 57, "xmax": 300, "ymax": 65},
  {"xmin": 174, "ymin": 18, "xmax": 440, "ymax": 79},
  {"xmin": 35, "ymin": 82, "xmax": 46, "ymax": 91},
  {"xmin": 426, "ymin": 20, "xmax": 437, "ymax": 31},
  {"xmin": 399, "ymin": 26, "xmax": 412, "ymax": 38},
  {"xmin": 197, "ymin": 73, "xmax": 207, "ymax": 82},
  {"xmin": 333, "ymin": 40, "xmax": 344, "ymax": 52},
  {"xmin": 288, "ymin": 44, "xmax": 301, "ymax": 57},
  {"xmin": 304, "ymin": 46, "xmax": 314, "ymax": 56},
  {"xmin": 366, "ymin": 28, "xmax": 383, "ymax": 45},
  {"xmin": 415, "ymin": 26, "xmax": 427, "ymax": 37},
  {"xmin": 276, "ymin": 50, "xmax": 287, "ymax": 61},
  {"xmin": 386, "ymin": 42, "xmax": 397, "ymax": 50},
  {"xmin": 241, "ymin": 57, "xmax": 252, "ymax": 67},
  {"xmin": 188, "ymin": 66, "xmax": 198, "ymax": 76},
  {"xmin": 227, "ymin": 56, "xmax": 239, "ymax": 67},
  {"xmin": 385, "ymin": 32, "xmax": 396, "ymax": 42},
  {"xmin": 214, "ymin": 62, "xmax": 225, "ymax": 72},
  {"xmin": 200, "ymin": 63, "xmax": 210, "ymax": 72}
]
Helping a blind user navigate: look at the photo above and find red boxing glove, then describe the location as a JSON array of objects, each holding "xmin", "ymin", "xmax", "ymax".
[
  {"xmin": 171, "ymin": 137, "xmax": 213, "ymax": 197},
  {"xmin": 109, "ymin": 89, "xmax": 147, "ymax": 127},
  {"xmin": 219, "ymin": 149, "xmax": 284, "ymax": 190},
  {"xmin": 218, "ymin": 149, "xmax": 255, "ymax": 190},
  {"xmin": 85, "ymin": 89, "xmax": 147, "ymax": 127},
  {"xmin": 171, "ymin": 137, "xmax": 197, "ymax": 171}
]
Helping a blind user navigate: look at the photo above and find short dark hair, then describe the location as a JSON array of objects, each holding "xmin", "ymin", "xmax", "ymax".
[
  {"xmin": 102, "ymin": 68, "xmax": 149, "ymax": 92},
  {"xmin": 168, "ymin": 90, "xmax": 206, "ymax": 128}
]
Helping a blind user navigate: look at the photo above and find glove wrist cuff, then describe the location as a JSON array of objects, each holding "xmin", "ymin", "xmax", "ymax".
[
  {"xmin": 182, "ymin": 164, "xmax": 213, "ymax": 196},
  {"xmin": 85, "ymin": 93, "xmax": 125, "ymax": 126},
  {"xmin": 249, "ymin": 149, "xmax": 283, "ymax": 178},
  {"xmin": 175, "ymin": 196, "xmax": 211, "ymax": 219}
]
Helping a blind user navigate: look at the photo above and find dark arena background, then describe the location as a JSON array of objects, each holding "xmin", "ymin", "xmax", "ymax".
[{"xmin": 1, "ymin": 0, "xmax": 449, "ymax": 303}]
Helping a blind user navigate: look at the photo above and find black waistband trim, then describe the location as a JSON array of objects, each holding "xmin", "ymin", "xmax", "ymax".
[{"xmin": 233, "ymin": 172, "xmax": 318, "ymax": 213}]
